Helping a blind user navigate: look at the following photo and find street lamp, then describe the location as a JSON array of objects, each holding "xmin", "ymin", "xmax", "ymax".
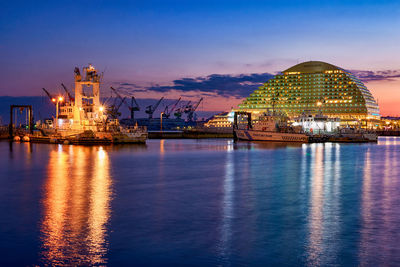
[
  {"xmin": 160, "ymin": 112, "xmax": 164, "ymax": 132},
  {"xmin": 55, "ymin": 96, "xmax": 64, "ymax": 128}
]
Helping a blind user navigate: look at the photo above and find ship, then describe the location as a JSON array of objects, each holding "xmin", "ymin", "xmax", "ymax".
[
  {"xmin": 233, "ymin": 112, "xmax": 309, "ymax": 142},
  {"xmin": 35, "ymin": 64, "xmax": 147, "ymax": 144},
  {"xmin": 233, "ymin": 111, "xmax": 378, "ymax": 143}
]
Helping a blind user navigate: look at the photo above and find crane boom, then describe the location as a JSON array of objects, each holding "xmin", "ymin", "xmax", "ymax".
[
  {"xmin": 131, "ymin": 96, "xmax": 140, "ymax": 110},
  {"xmin": 42, "ymin": 88, "xmax": 53, "ymax": 100},
  {"xmin": 193, "ymin": 98, "xmax": 203, "ymax": 111},
  {"xmin": 153, "ymin": 97, "xmax": 164, "ymax": 112},
  {"xmin": 186, "ymin": 98, "xmax": 203, "ymax": 122},
  {"xmin": 163, "ymin": 97, "xmax": 181, "ymax": 118},
  {"xmin": 145, "ymin": 97, "xmax": 164, "ymax": 119},
  {"xmin": 110, "ymin": 87, "xmax": 140, "ymax": 120},
  {"xmin": 169, "ymin": 97, "xmax": 181, "ymax": 114},
  {"xmin": 61, "ymin": 83, "xmax": 74, "ymax": 102},
  {"xmin": 42, "ymin": 88, "xmax": 56, "ymax": 105},
  {"xmin": 117, "ymin": 97, "xmax": 126, "ymax": 111}
]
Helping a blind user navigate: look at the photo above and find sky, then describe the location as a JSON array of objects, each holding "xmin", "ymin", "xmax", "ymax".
[{"xmin": 1, "ymin": 0, "xmax": 400, "ymax": 115}]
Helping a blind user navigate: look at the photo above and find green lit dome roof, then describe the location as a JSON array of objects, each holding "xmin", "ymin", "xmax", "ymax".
[
  {"xmin": 284, "ymin": 61, "xmax": 342, "ymax": 74},
  {"xmin": 238, "ymin": 60, "xmax": 381, "ymax": 119}
]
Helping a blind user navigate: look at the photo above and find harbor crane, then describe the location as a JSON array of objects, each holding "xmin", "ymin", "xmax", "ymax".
[
  {"xmin": 106, "ymin": 94, "xmax": 126, "ymax": 119},
  {"xmin": 145, "ymin": 97, "xmax": 164, "ymax": 119},
  {"xmin": 185, "ymin": 98, "xmax": 203, "ymax": 122},
  {"xmin": 174, "ymin": 100, "xmax": 191, "ymax": 119},
  {"xmin": 61, "ymin": 83, "xmax": 74, "ymax": 102},
  {"xmin": 110, "ymin": 87, "xmax": 140, "ymax": 120},
  {"xmin": 42, "ymin": 88, "xmax": 57, "ymax": 105},
  {"xmin": 162, "ymin": 97, "xmax": 181, "ymax": 119}
]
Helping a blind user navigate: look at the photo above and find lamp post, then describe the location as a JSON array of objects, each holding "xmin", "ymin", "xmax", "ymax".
[
  {"xmin": 52, "ymin": 96, "xmax": 64, "ymax": 128},
  {"xmin": 160, "ymin": 112, "xmax": 164, "ymax": 132}
]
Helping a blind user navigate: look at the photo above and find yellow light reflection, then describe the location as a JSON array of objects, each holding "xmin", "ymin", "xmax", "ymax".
[
  {"xmin": 359, "ymin": 149, "xmax": 372, "ymax": 264},
  {"xmin": 219, "ymin": 146, "xmax": 234, "ymax": 260},
  {"xmin": 41, "ymin": 146, "xmax": 112, "ymax": 265},
  {"xmin": 307, "ymin": 144, "xmax": 324, "ymax": 265},
  {"xmin": 160, "ymin": 139, "xmax": 165, "ymax": 155},
  {"xmin": 88, "ymin": 147, "xmax": 112, "ymax": 265}
]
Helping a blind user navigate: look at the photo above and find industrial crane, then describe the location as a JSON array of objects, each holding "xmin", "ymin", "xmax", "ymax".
[
  {"xmin": 42, "ymin": 88, "xmax": 56, "ymax": 105},
  {"xmin": 61, "ymin": 83, "xmax": 74, "ymax": 102},
  {"xmin": 106, "ymin": 94, "xmax": 126, "ymax": 119},
  {"xmin": 185, "ymin": 98, "xmax": 203, "ymax": 122},
  {"xmin": 145, "ymin": 97, "xmax": 164, "ymax": 119},
  {"xmin": 174, "ymin": 100, "xmax": 190, "ymax": 119},
  {"xmin": 110, "ymin": 87, "xmax": 140, "ymax": 120},
  {"xmin": 162, "ymin": 97, "xmax": 181, "ymax": 119}
]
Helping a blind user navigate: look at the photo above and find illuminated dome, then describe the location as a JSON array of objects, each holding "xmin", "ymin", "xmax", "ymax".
[
  {"xmin": 284, "ymin": 61, "xmax": 341, "ymax": 73},
  {"xmin": 238, "ymin": 61, "xmax": 380, "ymax": 121}
]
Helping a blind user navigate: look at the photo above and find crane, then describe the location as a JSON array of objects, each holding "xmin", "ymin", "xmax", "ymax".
[
  {"xmin": 42, "ymin": 88, "xmax": 56, "ymax": 105},
  {"xmin": 61, "ymin": 83, "xmax": 74, "ymax": 102},
  {"xmin": 110, "ymin": 87, "xmax": 140, "ymax": 120},
  {"xmin": 106, "ymin": 94, "xmax": 126, "ymax": 119},
  {"xmin": 185, "ymin": 98, "xmax": 203, "ymax": 122},
  {"xmin": 129, "ymin": 96, "xmax": 140, "ymax": 120},
  {"xmin": 174, "ymin": 100, "xmax": 190, "ymax": 119},
  {"xmin": 162, "ymin": 97, "xmax": 181, "ymax": 119},
  {"xmin": 145, "ymin": 97, "xmax": 164, "ymax": 119}
]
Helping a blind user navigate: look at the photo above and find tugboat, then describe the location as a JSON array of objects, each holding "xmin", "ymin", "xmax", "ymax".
[
  {"xmin": 233, "ymin": 112, "xmax": 309, "ymax": 142},
  {"xmin": 35, "ymin": 64, "xmax": 148, "ymax": 144}
]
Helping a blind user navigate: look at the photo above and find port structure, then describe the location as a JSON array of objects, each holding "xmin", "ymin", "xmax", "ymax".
[
  {"xmin": 9, "ymin": 105, "xmax": 33, "ymax": 137},
  {"xmin": 185, "ymin": 98, "xmax": 203, "ymax": 122},
  {"xmin": 42, "ymin": 88, "xmax": 57, "ymax": 106},
  {"xmin": 106, "ymin": 91, "xmax": 126, "ymax": 119},
  {"xmin": 61, "ymin": 83, "xmax": 74, "ymax": 102},
  {"xmin": 145, "ymin": 97, "xmax": 164, "ymax": 119},
  {"xmin": 110, "ymin": 87, "xmax": 140, "ymax": 121},
  {"xmin": 162, "ymin": 97, "xmax": 181, "ymax": 119}
]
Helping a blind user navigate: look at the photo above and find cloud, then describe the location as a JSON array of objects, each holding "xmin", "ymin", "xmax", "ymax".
[
  {"xmin": 113, "ymin": 72, "xmax": 274, "ymax": 98},
  {"xmin": 111, "ymin": 68, "xmax": 400, "ymax": 100},
  {"xmin": 351, "ymin": 69, "xmax": 400, "ymax": 82}
]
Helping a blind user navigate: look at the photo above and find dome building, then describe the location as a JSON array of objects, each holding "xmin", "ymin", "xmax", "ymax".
[{"xmin": 238, "ymin": 61, "xmax": 380, "ymax": 122}]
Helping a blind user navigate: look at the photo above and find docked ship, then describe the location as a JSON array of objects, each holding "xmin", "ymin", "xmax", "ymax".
[
  {"xmin": 233, "ymin": 111, "xmax": 377, "ymax": 143},
  {"xmin": 234, "ymin": 112, "xmax": 309, "ymax": 142},
  {"xmin": 36, "ymin": 64, "xmax": 147, "ymax": 144}
]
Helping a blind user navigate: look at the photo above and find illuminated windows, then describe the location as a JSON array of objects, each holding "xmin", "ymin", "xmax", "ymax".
[{"xmin": 238, "ymin": 61, "xmax": 380, "ymax": 120}]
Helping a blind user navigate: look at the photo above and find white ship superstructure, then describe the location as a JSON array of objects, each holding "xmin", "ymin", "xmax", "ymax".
[
  {"xmin": 234, "ymin": 112, "xmax": 309, "ymax": 142},
  {"xmin": 56, "ymin": 64, "xmax": 107, "ymax": 131}
]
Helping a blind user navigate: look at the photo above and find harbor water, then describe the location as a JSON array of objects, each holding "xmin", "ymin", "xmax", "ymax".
[{"xmin": 1, "ymin": 137, "xmax": 400, "ymax": 265}]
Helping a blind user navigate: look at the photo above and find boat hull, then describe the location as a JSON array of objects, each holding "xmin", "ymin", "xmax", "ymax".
[{"xmin": 235, "ymin": 129, "xmax": 309, "ymax": 142}]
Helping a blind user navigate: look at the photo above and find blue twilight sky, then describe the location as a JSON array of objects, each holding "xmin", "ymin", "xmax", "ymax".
[{"xmin": 1, "ymin": 0, "xmax": 400, "ymax": 114}]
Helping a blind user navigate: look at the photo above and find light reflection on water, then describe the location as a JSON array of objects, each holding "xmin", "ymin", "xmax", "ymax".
[
  {"xmin": 2, "ymin": 137, "xmax": 400, "ymax": 265},
  {"xmin": 40, "ymin": 145, "xmax": 111, "ymax": 266}
]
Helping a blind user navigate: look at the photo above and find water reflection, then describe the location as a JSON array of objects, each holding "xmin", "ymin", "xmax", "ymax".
[
  {"xmin": 307, "ymin": 144, "xmax": 324, "ymax": 265},
  {"xmin": 359, "ymin": 140, "xmax": 400, "ymax": 265},
  {"xmin": 40, "ymin": 145, "xmax": 112, "ymax": 265},
  {"xmin": 219, "ymin": 145, "xmax": 234, "ymax": 261}
]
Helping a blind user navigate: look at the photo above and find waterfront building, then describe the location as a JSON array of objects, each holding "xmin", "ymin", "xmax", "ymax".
[{"xmin": 238, "ymin": 61, "xmax": 380, "ymax": 125}]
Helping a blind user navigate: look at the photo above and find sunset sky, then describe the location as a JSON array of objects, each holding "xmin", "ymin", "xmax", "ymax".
[{"xmin": 1, "ymin": 0, "xmax": 400, "ymax": 115}]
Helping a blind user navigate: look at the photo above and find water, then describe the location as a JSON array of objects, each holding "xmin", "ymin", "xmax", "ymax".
[{"xmin": 1, "ymin": 138, "xmax": 400, "ymax": 266}]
